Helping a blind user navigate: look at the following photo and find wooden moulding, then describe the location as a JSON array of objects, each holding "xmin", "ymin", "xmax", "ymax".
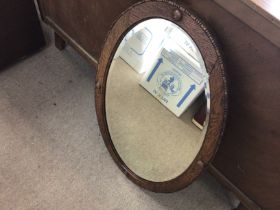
[
  {"xmin": 208, "ymin": 165, "xmax": 262, "ymax": 210},
  {"xmin": 44, "ymin": 17, "xmax": 99, "ymax": 68},
  {"xmin": 214, "ymin": 0, "xmax": 280, "ymax": 48},
  {"xmin": 95, "ymin": 0, "xmax": 228, "ymax": 192}
]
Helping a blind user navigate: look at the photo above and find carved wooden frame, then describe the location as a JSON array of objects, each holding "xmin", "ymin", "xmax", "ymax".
[{"xmin": 95, "ymin": 0, "xmax": 227, "ymax": 192}]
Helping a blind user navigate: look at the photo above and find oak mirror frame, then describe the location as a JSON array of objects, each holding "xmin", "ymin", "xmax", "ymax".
[{"xmin": 96, "ymin": 0, "xmax": 227, "ymax": 192}]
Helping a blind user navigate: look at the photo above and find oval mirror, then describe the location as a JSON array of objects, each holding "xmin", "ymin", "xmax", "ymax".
[{"xmin": 96, "ymin": 1, "xmax": 227, "ymax": 192}]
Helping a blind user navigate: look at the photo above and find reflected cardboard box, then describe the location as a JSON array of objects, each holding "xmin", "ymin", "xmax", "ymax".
[{"xmin": 140, "ymin": 47, "xmax": 208, "ymax": 117}]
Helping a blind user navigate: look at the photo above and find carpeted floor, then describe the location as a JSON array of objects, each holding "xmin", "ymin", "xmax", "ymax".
[{"xmin": 0, "ymin": 24, "xmax": 235, "ymax": 210}]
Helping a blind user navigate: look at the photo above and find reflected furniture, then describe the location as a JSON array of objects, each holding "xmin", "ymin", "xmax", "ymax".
[{"xmin": 36, "ymin": 0, "xmax": 280, "ymax": 209}]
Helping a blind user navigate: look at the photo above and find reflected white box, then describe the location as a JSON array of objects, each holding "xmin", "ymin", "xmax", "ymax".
[{"xmin": 140, "ymin": 46, "xmax": 207, "ymax": 117}]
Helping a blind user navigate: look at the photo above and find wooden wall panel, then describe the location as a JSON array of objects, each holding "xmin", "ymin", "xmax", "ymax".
[{"xmin": 37, "ymin": 0, "xmax": 139, "ymax": 59}]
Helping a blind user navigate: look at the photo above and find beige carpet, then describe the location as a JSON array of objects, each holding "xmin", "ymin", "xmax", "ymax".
[{"xmin": 0, "ymin": 24, "xmax": 234, "ymax": 210}]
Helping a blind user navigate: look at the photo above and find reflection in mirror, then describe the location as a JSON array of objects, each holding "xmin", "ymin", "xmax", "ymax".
[{"xmin": 106, "ymin": 19, "xmax": 210, "ymax": 182}]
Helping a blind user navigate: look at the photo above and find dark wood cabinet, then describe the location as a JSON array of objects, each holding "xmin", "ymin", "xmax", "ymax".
[
  {"xmin": 36, "ymin": 0, "xmax": 280, "ymax": 209},
  {"xmin": 0, "ymin": 0, "xmax": 45, "ymax": 69}
]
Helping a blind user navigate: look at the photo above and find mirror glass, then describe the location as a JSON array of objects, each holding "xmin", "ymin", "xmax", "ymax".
[{"xmin": 105, "ymin": 19, "xmax": 210, "ymax": 182}]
